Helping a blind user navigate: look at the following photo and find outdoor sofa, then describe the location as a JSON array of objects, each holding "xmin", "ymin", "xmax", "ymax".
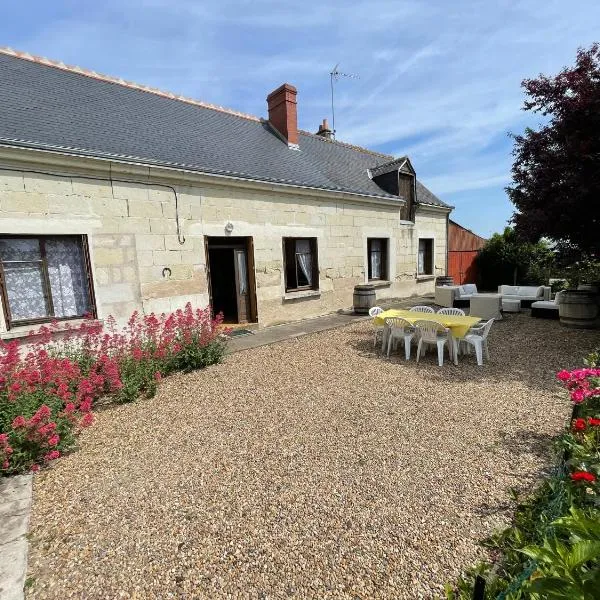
[
  {"xmin": 497, "ymin": 285, "xmax": 551, "ymax": 308},
  {"xmin": 531, "ymin": 291, "xmax": 563, "ymax": 319},
  {"xmin": 435, "ymin": 284, "xmax": 478, "ymax": 308}
]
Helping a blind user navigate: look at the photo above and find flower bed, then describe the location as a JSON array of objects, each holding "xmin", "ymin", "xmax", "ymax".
[
  {"xmin": 447, "ymin": 350, "xmax": 600, "ymax": 599},
  {"xmin": 0, "ymin": 304, "xmax": 226, "ymax": 475}
]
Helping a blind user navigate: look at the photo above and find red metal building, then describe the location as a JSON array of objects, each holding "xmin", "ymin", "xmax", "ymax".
[{"xmin": 448, "ymin": 220, "xmax": 486, "ymax": 285}]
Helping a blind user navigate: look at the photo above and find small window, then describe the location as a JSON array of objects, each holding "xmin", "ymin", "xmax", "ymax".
[
  {"xmin": 367, "ymin": 238, "xmax": 388, "ymax": 281},
  {"xmin": 0, "ymin": 235, "xmax": 96, "ymax": 329},
  {"xmin": 418, "ymin": 238, "xmax": 434, "ymax": 275},
  {"xmin": 283, "ymin": 238, "xmax": 319, "ymax": 292}
]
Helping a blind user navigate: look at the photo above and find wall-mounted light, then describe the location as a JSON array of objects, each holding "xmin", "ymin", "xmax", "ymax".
[
  {"xmin": 224, "ymin": 221, "xmax": 234, "ymax": 234},
  {"xmin": 162, "ymin": 267, "xmax": 172, "ymax": 279}
]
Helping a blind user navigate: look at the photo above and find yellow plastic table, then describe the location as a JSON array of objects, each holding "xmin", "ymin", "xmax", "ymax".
[{"xmin": 374, "ymin": 309, "xmax": 481, "ymax": 339}]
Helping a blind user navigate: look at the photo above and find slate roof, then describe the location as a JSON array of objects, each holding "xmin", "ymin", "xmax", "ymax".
[{"xmin": 0, "ymin": 48, "xmax": 450, "ymax": 209}]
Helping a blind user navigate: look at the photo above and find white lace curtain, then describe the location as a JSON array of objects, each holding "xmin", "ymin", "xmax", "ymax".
[
  {"xmin": 370, "ymin": 240, "xmax": 382, "ymax": 279},
  {"xmin": 295, "ymin": 240, "xmax": 312, "ymax": 286},
  {"xmin": 0, "ymin": 237, "xmax": 90, "ymax": 322},
  {"xmin": 236, "ymin": 250, "xmax": 248, "ymax": 295},
  {"xmin": 46, "ymin": 239, "xmax": 91, "ymax": 317}
]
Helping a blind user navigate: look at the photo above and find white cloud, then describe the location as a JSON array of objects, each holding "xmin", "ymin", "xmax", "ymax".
[{"xmin": 3, "ymin": 0, "xmax": 600, "ymax": 232}]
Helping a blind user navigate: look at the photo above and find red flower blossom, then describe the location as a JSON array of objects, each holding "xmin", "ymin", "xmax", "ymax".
[
  {"xmin": 572, "ymin": 418, "xmax": 587, "ymax": 432},
  {"xmin": 589, "ymin": 417, "xmax": 600, "ymax": 426},
  {"xmin": 557, "ymin": 370, "xmax": 571, "ymax": 382},
  {"xmin": 43, "ymin": 450, "xmax": 60, "ymax": 462},
  {"xmin": 47, "ymin": 435, "xmax": 60, "ymax": 446},
  {"xmin": 79, "ymin": 413, "xmax": 94, "ymax": 428},
  {"xmin": 570, "ymin": 471, "xmax": 596, "ymax": 483},
  {"xmin": 79, "ymin": 398, "xmax": 92, "ymax": 413},
  {"xmin": 11, "ymin": 415, "xmax": 27, "ymax": 428}
]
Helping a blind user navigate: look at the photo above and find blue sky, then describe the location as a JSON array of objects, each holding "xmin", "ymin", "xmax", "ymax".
[{"xmin": 2, "ymin": 1, "xmax": 599, "ymax": 237}]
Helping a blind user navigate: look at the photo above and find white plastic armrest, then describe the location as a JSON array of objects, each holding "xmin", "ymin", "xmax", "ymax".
[{"xmin": 467, "ymin": 324, "xmax": 485, "ymax": 336}]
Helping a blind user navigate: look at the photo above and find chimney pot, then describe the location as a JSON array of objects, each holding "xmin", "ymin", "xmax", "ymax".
[
  {"xmin": 267, "ymin": 83, "xmax": 298, "ymax": 147},
  {"xmin": 316, "ymin": 118, "xmax": 333, "ymax": 139}
]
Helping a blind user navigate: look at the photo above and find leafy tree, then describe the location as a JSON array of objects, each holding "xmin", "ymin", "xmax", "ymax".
[
  {"xmin": 507, "ymin": 44, "xmax": 600, "ymax": 257},
  {"xmin": 476, "ymin": 227, "xmax": 555, "ymax": 289}
]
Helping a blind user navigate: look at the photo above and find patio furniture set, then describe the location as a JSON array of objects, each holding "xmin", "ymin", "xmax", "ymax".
[
  {"xmin": 435, "ymin": 283, "xmax": 555, "ymax": 319},
  {"xmin": 369, "ymin": 305, "xmax": 494, "ymax": 367}
]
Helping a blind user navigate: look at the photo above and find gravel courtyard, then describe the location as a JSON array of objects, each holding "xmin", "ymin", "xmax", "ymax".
[{"xmin": 26, "ymin": 313, "xmax": 600, "ymax": 599}]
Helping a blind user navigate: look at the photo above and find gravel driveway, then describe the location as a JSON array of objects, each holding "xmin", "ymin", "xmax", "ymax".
[{"xmin": 26, "ymin": 314, "xmax": 600, "ymax": 599}]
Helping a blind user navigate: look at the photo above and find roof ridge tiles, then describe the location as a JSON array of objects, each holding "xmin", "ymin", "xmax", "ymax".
[
  {"xmin": 298, "ymin": 129, "xmax": 394, "ymax": 160},
  {"xmin": 0, "ymin": 46, "xmax": 262, "ymax": 123}
]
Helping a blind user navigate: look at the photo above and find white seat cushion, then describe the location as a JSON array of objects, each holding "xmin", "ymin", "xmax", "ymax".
[
  {"xmin": 517, "ymin": 286, "xmax": 543, "ymax": 297},
  {"xmin": 531, "ymin": 300, "xmax": 559, "ymax": 310},
  {"xmin": 500, "ymin": 285, "xmax": 519, "ymax": 295},
  {"xmin": 462, "ymin": 283, "xmax": 478, "ymax": 295}
]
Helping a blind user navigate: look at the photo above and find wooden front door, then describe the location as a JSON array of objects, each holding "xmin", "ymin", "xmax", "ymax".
[{"xmin": 205, "ymin": 236, "xmax": 258, "ymax": 324}]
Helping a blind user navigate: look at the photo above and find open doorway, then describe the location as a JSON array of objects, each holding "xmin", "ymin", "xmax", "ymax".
[{"xmin": 205, "ymin": 236, "xmax": 257, "ymax": 324}]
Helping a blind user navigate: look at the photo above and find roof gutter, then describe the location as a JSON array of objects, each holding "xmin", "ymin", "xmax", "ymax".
[{"xmin": 0, "ymin": 139, "xmax": 407, "ymax": 208}]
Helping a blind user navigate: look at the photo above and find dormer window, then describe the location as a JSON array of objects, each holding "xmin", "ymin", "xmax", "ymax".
[
  {"xmin": 397, "ymin": 173, "xmax": 415, "ymax": 221},
  {"xmin": 370, "ymin": 157, "xmax": 416, "ymax": 222}
]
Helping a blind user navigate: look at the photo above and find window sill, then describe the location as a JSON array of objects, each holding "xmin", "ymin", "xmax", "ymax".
[
  {"xmin": 399, "ymin": 220, "xmax": 415, "ymax": 226},
  {"xmin": 1, "ymin": 318, "xmax": 103, "ymax": 341},
  {"xmin": 368, "ymin": 280, "xmax": 392, "ymax": 289},
  {"xmin": 416, "ymin": 275, "xmax": 435, "ymax": 282},
  {"xmin": 283, "ymin": 289, "xmax": 321, "ymax": 301}
]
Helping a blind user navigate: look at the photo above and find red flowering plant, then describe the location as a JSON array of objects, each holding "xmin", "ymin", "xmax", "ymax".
[
  {"xmin": 556, "ymin": 355, "xmax": 600, "ymax": 493},
  {"xmin": 1, "ymin": 303, "xmax": 227, "ymax": 475}
]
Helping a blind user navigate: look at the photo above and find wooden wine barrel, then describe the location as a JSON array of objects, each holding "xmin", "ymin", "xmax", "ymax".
[
  {"xmin": 559, "ymin": 290, "xmax": 600, "ymax": 329},
  {"xmin": 353, "ymin": 284, "xmax": 376, "ymax": 314}
]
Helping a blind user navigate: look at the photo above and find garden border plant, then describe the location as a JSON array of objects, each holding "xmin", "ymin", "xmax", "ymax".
[
  {"xmin": 446, "ymin": 350, "xmax": 600, "ymax": 599},
  {"xmin": 0, "ymin": 303, "xmax": 227, "ymax": 475}
]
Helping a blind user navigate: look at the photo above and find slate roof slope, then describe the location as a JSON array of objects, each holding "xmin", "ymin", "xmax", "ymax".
[{"xmin": 0, "ymin": 49, "xmax": 450, "ymax": 209}]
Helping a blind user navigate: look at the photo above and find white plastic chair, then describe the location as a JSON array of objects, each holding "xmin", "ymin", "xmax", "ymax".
[
  {"xmin": 414, "ymin": 320, "xmax": 454, "ymax": 366},
  {"xmin": 409, "ymin": 305, "xmax": 435, "ymax": 314},
  {"xmin": 437, "ymin": 307, "xmax": 465, "ymax": 316},
  {"xmin": 369, "ymin": 306, "xmax": 384, "ymax": 348},
  {"xmin": 385, "ymin": 317, "xmax": 415, "ymax": 360},
  {"xmin": 461, "ymin": 319, "xmax": 494, "ymax": 366}
]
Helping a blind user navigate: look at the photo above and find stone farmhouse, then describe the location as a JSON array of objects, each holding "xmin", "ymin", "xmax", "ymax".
[{"xmin": 0, "ymin": 47, "xmax": 452, "ymax": 335}]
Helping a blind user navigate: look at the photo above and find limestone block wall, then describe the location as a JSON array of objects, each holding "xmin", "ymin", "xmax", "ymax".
[{"xmin": 0, "ymin": 163, "xmax": 449, "ymax": 332}]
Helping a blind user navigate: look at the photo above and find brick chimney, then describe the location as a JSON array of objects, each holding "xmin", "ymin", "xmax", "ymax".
[
  {"xmin": 316, "ymin": 118, "xmax": 333, "ymax": 139},
  {"xmin": 267, "ymin": 83, "xmax": 298, "ymax": 148}
]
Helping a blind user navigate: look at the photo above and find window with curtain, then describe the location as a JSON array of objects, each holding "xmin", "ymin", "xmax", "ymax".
[
  {"xmin": 367, "ymin": 238, "xmax": 388, "ymax": 281},
  {"xmin": 283, "ymin": 238, "xmax": 319, "ymax": 292},
  {"xmin": 0, "ymin": 235, "xmax": 95, "ymax": 328},
  {"xmin": 418, "ymin": 238, "xmax": 434, "ymax": 275}
]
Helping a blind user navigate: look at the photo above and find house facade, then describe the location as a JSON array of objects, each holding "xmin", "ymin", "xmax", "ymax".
[{"xmin": 0, "ymin": 48, "xmax": 451, "ymax": 335}]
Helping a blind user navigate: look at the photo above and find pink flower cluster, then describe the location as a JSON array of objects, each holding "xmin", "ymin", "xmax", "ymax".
[
  {"xmin": 556, "ymin": 368, "xmax": 600, "ymax": 403},
  {"xmin": 1, "ymin": 303, "xmax": 224, "ymax": 474},
  {"xmin": 0, "ymin": 433, "xmax": 13, "ymax": 470}
]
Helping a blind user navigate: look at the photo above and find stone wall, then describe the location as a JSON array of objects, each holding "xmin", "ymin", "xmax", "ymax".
[{"xmin": 0, "ymin": 163, "xmax": 449, "ymax": 332}]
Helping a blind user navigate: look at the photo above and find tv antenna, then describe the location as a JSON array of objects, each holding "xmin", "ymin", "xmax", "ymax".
[{"xmin": 330, "ymin": 63, "xmax": 359, "ymax": 139}]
